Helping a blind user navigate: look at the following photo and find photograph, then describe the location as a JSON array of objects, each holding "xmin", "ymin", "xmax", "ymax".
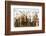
[{"xmin": 14, "ymin": 8, "xmax": 39, "ymax": 27}]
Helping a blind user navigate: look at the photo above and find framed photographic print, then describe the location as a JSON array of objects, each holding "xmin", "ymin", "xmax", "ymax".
[{"xmin": 5, "ymin": 1, "xmax": 45, "ymax": 35}]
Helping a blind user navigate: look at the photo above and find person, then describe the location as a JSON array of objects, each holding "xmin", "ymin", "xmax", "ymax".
[{"xmin": 32, "ymin": 14, "xmax": 39, "ymax": 26}]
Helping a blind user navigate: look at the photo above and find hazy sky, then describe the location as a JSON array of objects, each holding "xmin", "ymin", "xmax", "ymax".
[{"xmin": 13, "ymin": 8, "xmax": 39, "ymax": 17}]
